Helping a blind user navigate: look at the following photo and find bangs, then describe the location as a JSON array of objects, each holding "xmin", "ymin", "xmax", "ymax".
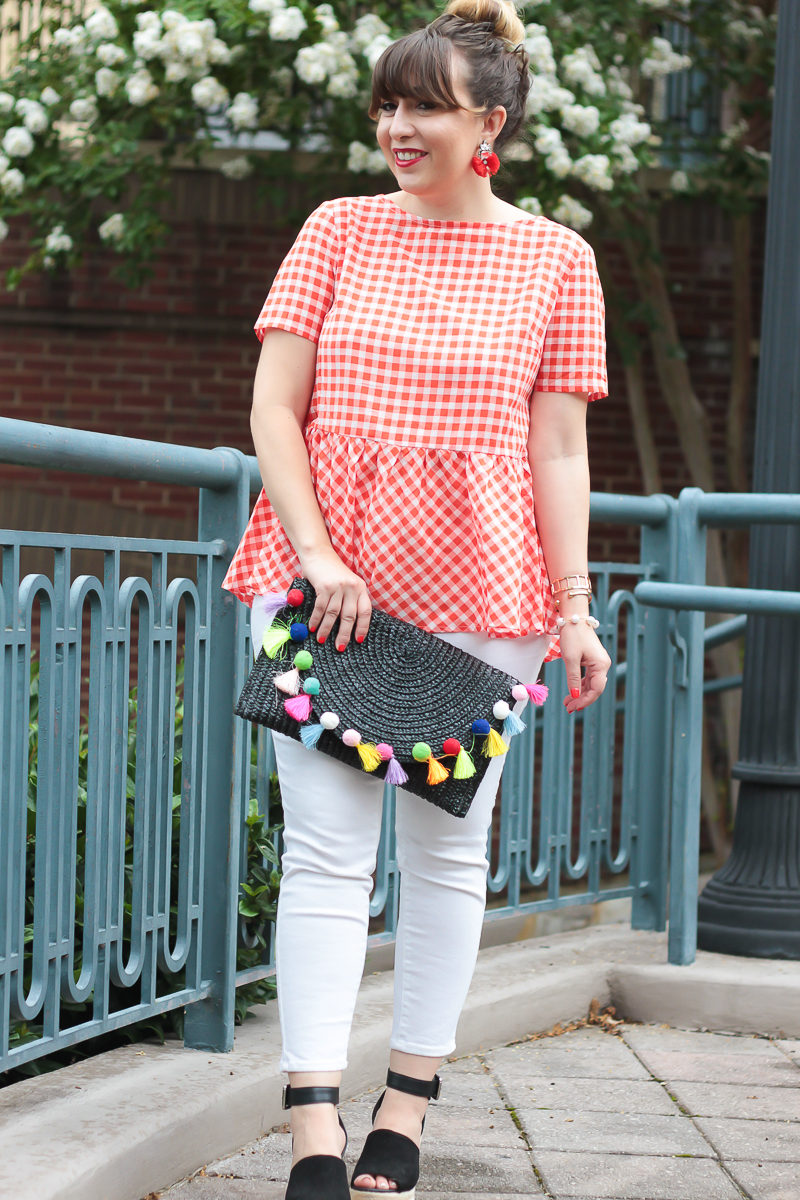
[{"xmin": 367, "ymin": 30, "xmax": 462, "ymax": 119}]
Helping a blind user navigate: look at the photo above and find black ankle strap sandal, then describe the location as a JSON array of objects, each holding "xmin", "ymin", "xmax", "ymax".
[
  {"xmin": 282, "ymin": 1083, "xmax": 349, "ymax": 1200},
  {"xmin": 349, "ymin": 1070, "xmax": 442, "ymax": 1199}
]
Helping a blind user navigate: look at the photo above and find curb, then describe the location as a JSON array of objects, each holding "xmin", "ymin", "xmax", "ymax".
[{"xmin": 2, "ymin": 925, "xmax": 799, "ymax": 1200}]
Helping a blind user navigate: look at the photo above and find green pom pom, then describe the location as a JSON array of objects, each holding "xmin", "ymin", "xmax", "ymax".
[
  {"xmin": 412, "ymin": 742, "xmax": 431, "ymax": 762},
  {"xmin": 293, "ymin": 649, "xmax": 313, "ymax": 670}
]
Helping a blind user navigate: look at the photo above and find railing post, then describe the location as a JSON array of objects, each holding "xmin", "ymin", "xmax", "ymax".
[
  {"xmin": 631, "ymin": 496, "xmax": 676, "ymax": 932},
  {"xmin": 667, "ymin": 488, "xmax": 708, "ymax": 964},
  {"xmin": 183, "ymin": 448, "xmax": 250, "ymax": 1052}
]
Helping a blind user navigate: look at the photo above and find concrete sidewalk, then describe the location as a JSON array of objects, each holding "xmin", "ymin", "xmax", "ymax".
[
  {"xmin": 3, "ymin": 926, "xmax": 800, "ymax": 1200},
  {"xmin": 156, "ymin": 1020, "xmax": 800, "ymax": 1200}
]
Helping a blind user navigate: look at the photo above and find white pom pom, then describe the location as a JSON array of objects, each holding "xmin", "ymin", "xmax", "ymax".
[
  {"xmin": 320, "ymin": 712, "xmax": 340, "ymax": 730},
  {"xmin": 493, "ymin": 700, "xmax": 510, "ymax": 720}
]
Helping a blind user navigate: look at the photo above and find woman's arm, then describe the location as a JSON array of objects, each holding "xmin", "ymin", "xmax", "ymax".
[
  {"xmin": 528, "ymin": 390, "xmax": 611, "ymax": 713},
  {"xmin": 250, "ymin": 329, "xmax": 371, "ymax": 648}
]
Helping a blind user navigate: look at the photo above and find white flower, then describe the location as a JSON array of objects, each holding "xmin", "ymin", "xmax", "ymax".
[
  {"xmin": 517, "ymin": 195, "xmax": 542, "ymax": 215},
  {"xmin": 670, "ymin": 170, "xmax": 690, "ymax": 192},
  {"xmin": 562, "ymin": 48, "xmax": 606, "ymax": 97},
  {"xmin": 126, "ymin": 68, "xmax": 159, "ymax": 105},
  {"xmin": 161, "ymin": 9, "xmax": 184, "ymax": 30},
  {"xmin": 561, "ymin": 104, "xmax": 600, "ymax": 138},
  {"xmin": 53, "ymin": 25, "xmax": 88, "ymax": 52},
  {"xmin": 97, "ymin": 42, "xmax": 127, "ymax": 66},
  {"xmin": 524, "ymin": 32, "xmax": 556, "ymax": 76},
  {"xmin": 526, "ymin": 76, "xmax": 574, "ymax": 116},
  {"xmin": 96, "ymin": 68, "xmax": 121, "ymax": 97},
  {"xmin": 728, "ymin": 19, "xmax": 762, "ymax": 42},
  {"xmin": 136, "ymin": 10, "xmax": 162, "ymax": 33},
  {"xmin": 641, "ymin": 37, "xmax": 692, "ymax": 78},
  {"xmin": 552, "ymin": 195, "xmax": 593, "ymax": 231},
  {"xmin": 327, "ymin": 69, "xmax": 359, "ymax": 98},
  {"xmin": 503, "ymin": 141, "xmax": 533, "ymax": 162},
  {"xmin": 351, "ymin": 12, "xmax": 391, "ymax": 51},
  {"xmin": 0, "ymin": 216, "xmax": 8, "ymax": 242},
  {"xmin": 295, "ymin": 43, "xmax": 337, "ymax": 83},
  {"xmin": 174, "ymin": 26, "xmax": 206, "ymax": 60},
  {"xmin": 192, "ymin": 76, "xmax": 229, "ymax": 110},
  {"xmin": 220, "ymin": 155, "xmax": 253, "ymax": 180},
  {"xmin": 2, "ymin": 126, "xmax": 35, "ymax": 157},
  {"xmin": 571, "ymin": 153, "xmax": 614, "ymax": 191},
  {"xmin": 612, "ymin": 142, "xmax": 640, "ymax": 173},
  {"xmin": 228, "ymin": 92, "xmax": 259, "ymax": 130},
  {"xmin": 720, "ymin": 118, "xmax": 748, "ymax": 149},
  {"xmin": 347, "ymin": 142, "xmax": 387, "ymax": 174},
  {"xmin": 16, "ymin": 98, "xmax": 48, "ymax": 133},
  {"xmin": 546, "ymin": 148, "xmax": 572, "ymax": 178},
  {"xmin": 45, "ymin": 224, "xmax": 73, "ymax": 253},
  {"xmin": 314, "ymin": 4, "xmax": 339, "ymax": 34},
  {"xmin": 86, "ymin": 7, "xmax": 118, "ymax": 41},
  {"xmin": 270, "ymin": 6, "xmax": 307, "ymax": 40},
  {"xmin": 133, "ymin": 28, "xmax": 163, "ymax": 59},
  {"xmin": 249, "ymin": 0, "xmax": 284, "ymax": 13},
  {"xmin": 98, "ymin": 212, "xmax": 126, "ymax": 242},
  {"xmin": 209, "ymin": 38, "xmax": 232, "ymax": 65},
  {"xmin": 534, "ymin": 125, "xmax": 565, "ymax": 155},
  {"xmin": 70, "ymin": 97, "xmax": 99, "ymax": 124},
  {"xmin": 362, "ymin": 34, "xmax": 393, "ymax": 69},
  {"xmin": 165, "ymin": 62, "xmax": 190, "ymax": 82},
  {"xmin": 1, "ymin": 167, "xmax": 25, "ymax": 196},
  {"xmin": 609, "ymin": 112, "xmax": 651, "ymax": 146},
  {"xmin": 0, "ymin": 92, "xmax": 16, "ymax": 113}
]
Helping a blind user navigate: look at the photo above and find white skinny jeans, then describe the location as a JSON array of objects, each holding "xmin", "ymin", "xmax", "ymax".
[{"xmin": 250, "ymin": 595, "xmax": 550, "ymax": 1073}]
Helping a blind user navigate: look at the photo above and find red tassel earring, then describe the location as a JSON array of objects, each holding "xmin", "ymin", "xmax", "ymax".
[{"xmin": 471, "ymin": 138, "xmax": 499, "ymax": 177}]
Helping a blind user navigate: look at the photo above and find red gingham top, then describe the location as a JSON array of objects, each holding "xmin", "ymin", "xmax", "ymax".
[{"xmin": 222, "ymin": 193, "xmax": 607, "ymax": 654}]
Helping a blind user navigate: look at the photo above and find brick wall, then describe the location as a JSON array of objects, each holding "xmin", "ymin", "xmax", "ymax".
[{"xmin": 0, "ymin": 169, "xmax": 765, "ymax": 559}]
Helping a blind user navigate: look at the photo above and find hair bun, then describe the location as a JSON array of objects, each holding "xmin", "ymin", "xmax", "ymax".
[{"xmin": 444, "ymin": 0, "xmax": 526, "ymax": 47}]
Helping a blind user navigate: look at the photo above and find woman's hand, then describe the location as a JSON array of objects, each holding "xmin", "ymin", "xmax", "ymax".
[
  {"xmin": 298, "ymin": 547, "xmax": 372, "ymax": 651},
  {"xmin": 558, "ymin": 622, "xmax": 611, "ymax": 714}
]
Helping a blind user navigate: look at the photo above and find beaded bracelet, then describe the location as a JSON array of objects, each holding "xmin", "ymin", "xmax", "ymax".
[{"xmin": 555, "ymin": 614, "xmax": 600, "ymax": 630}]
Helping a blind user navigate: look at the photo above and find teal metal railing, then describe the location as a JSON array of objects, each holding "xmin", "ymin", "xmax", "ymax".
[{"xmin": 3, "ymin": 420, "xmax": 794, "ymax": 1071}]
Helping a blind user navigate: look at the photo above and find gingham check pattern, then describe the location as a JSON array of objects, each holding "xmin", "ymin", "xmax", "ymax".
[{"xmin": 223, "ymin": 195, "xmax": 607, "ymax": 651}]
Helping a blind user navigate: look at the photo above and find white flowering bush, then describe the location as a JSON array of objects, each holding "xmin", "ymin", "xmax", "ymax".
[{"xmin": 0, "ymin": 0, "xmax": 775, "ymax": 285}]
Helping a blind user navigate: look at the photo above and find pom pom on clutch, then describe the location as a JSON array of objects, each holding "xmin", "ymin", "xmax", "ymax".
[
  {"xmin": 526, "ymin": 682, "xmax": 549, "ymax": 705},
  {"xmin": 453, "ymin": 747, "xmax": 476, "ymax": 779},
  {"xmin": 262, "ymin": 622, "xmax": 293, "ymax": 659},
  {"xmin": 427, "ymin": 756, "xmax": 450, "ymax": 785},
  {"xmin": 384, "ymin": 755, "xmax": 409, "ymax": 785},
  {"xmin": 503, "ymin": 710, "xmax": 526, "ymax": 739},
  {"xmin": 258, "ymin": 591, "xmax": 290, "ymax": 626},
  {"xmin": 356, "ymin": 742, "xmax": 383, "ymax": 772}
]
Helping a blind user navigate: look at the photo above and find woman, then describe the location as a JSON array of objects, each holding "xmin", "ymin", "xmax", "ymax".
[{"xmin": 223, "ymin": 2, "xmax": 611, "ymax": 1196}]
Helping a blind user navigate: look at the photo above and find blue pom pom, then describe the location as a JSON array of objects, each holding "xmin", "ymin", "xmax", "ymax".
[
  {"xmin": 503, "ymin": 710, "xmax": 526, "ymax": 738},
  {"xmin": 471, "ymin": 718, "xmax": 491, "ymax": 737},
  {"xmin": 299, "ymin": 723, "xmax": 324, "ymax": 749},
  {"xmin": 290, "ymin": 622, "xmax": 309, "ymax": 641}
]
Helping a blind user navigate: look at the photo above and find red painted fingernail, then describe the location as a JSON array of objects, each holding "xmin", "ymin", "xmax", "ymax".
[
  {"xmin": 337, "ymin": 643, "xmax": 346, "ymax": 652},
  {"xmin": 356, "ymin": 635, "xmax": 364, "ymax": 643},
  {"xmin": 317, "ymin": 635, "xmax": 325, "ymax": 644},
  {"xmin": 309, "ymin": 625, "xmax": 317, "ymax": 633},
  {"xmin": 570, "ymin": 687, "xmax": 580, "ymax": 699}
]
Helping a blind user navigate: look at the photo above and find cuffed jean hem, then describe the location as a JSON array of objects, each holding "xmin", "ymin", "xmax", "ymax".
[
  {"xmin": 280, "ymin": 1057, "xmax": 349, "ymax": 1074},
  {"xmin": 389, "ymin": 1039, "xmax": 456, "ymax": 1058}
]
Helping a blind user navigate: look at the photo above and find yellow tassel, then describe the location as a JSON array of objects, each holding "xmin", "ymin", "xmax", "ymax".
[
  {"xmin": 426, "ymin": 756, "xmax": 450, "ymax": 785},
  {"xmin": 356, "ymin": 742, "xmax": 383, "ymax": 772},
  {"xmin": 262, "ymin": 623, "xmax": 292, "ymax": 659},
  {"xmin": 452, "ymin": 747, "xmax": 476, "ymax": 779},
  {"xmin": 482, "ymin": 727, "xmax": 508, "ymax": 758}
]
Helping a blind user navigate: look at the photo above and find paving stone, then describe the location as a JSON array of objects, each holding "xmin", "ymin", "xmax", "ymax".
[
  {"xmin": 535, "ymin": 1150, "xmax": 743, "ymax": 1200},
  {"xmin": 668, "ymin": 1080, "xmax": 800, "ymax": 1121},
  {"xmin": 627, "ymin": 1048, "xmax": 800, "ymax": 1087},
  {"xmin": 694, "ymin": 1115, "xmax": 800, "ymax": 1161},
  {"xmin": 158, "ymin": 1179, "xmax": 285, "ymax": 1198},
  {"xmin": 776, "ymin": 1039, "xmax": 800, "ymax": 1065},
  {"xmin": 726, "ymin": 1159, "xmax": 800, "ymax": 1200},
  {"xmin": 487, "ymin": 1036, "xmax": 651, "ymax": 1084},
  {"xmin": 622, "ymin": 1025, "xmax": 783, "ymax": 1056},
  {"xmin": 417, "ymin": 1145, "xmax": 542, "ymax": 1193},
  {"xmin": 500, "ymin": 1075, "xmax": 679, "ymax": 1115},
  {"xmin": 516, "ymin": 1108, "xmax": 712, "ymax": 1156},
  {"xmin": 205, "ymin": 1134, "xmax": 289, "ymax": 1180}
]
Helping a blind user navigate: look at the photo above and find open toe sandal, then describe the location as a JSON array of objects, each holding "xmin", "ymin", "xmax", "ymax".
[
  {"xmin": 350, "ymin": 1069, "xmax": 441, "ymax": 1200},
  {"xmin": 283, "ymin": 1084, "xmax": 349, "ymax": 1200}
]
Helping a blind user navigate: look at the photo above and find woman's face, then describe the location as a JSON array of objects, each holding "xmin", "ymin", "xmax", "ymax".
[{"xmin": 375, "ymin": 52, "xmax": 506, "ymax": 198}]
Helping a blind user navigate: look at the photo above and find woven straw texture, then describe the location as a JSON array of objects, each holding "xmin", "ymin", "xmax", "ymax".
[{"xmin": 235, "ymin": 578, "xmax": 521, "ymax": 817}]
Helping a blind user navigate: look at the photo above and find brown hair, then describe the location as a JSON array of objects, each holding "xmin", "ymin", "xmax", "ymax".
[{"xmin": 367, "ymin": 1, "xmax": 531, "ymax": 153}]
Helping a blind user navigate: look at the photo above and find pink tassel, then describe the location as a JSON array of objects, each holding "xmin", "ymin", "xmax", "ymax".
[
  {"xmin": 284, "ymin": 693, "xmax": 313, "ymax": 721},
  {"xmin": 274, "ymin": 668, "xmax": 301, "ymax": 695},
  {"xmin": 526, "ymin": 683, "xmax": 549, "ymax": 706},
  {"xmin": 384, "ymin": 755, "xmax": 409, "ymax": 785}
]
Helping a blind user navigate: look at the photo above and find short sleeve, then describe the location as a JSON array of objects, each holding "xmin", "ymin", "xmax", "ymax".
[
  {"xmin": 254, "ymin": 200, "xmax": 340, "ymax": 344},
  {"xmin": 532, "ymin": 241, "xmax": 608, "ymax": 401}
]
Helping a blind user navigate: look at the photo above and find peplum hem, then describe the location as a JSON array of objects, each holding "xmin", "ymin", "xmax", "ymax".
[{"xmin": 222, "ymin": 425, "xmax": 561, "ymax": 661}]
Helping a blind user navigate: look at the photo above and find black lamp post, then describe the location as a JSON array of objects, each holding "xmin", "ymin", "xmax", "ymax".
[{"xmin": 696, "ymin": 0, "xmax": 800, "ymax": 956}]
